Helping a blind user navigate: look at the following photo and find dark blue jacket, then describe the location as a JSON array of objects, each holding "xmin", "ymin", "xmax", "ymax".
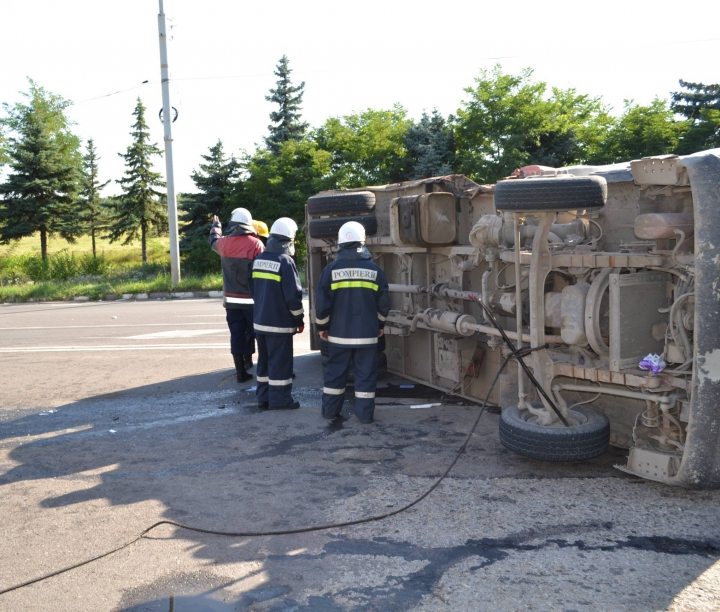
[
  {"xmin": 315, "ymin": 243, "xmax": 390, "ymax": 346},
  {"xmin": 249, "ymin": 236, "xmax": 304, "ymax": 335}
]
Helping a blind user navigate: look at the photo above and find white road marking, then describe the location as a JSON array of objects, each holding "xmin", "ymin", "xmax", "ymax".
[
  {"xmin": 124, "ymin": 329, "xmax": 226, "ymax": 340},
  {"xmin": 0, "ymin": 322, "xmax": 225, "ymax": 331},
  {"xmin": 0, "ymin": 344, "xmax": 229, "ymax": 353},
  {"xmin": 0, "ymin": 344, "xmax": 318, "ymax": 356},
  {"xmin": 0, "ymin": 406, "xmax": 240, "ymax": 449}
]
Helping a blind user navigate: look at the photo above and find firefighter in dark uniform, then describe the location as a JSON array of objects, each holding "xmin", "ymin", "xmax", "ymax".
[
  {"xmin": 243, "ymin": 220, "xmax": 271, "ymax": 370},
  {"xmin": 249, "ymin": 218, "xmax": 304, "ymax": 409},
  {"xmin": 315, "ymin": 221, "xmax": 390, "ymax": 423},
  {"xmin": 209, "ymin": 208, "xmax": 264, "ymax": 383}
]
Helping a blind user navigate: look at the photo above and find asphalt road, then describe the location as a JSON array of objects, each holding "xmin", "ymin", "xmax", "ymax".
[{"xmin": 0, "ymin": 298, "xmax": 719, "ymax": 611}]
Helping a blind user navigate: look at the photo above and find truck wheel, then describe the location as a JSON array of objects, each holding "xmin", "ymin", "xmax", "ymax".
[
  {"xmin": 499, "ymin": 403, "xmax": 609, "ymax": 461},
  {"xmin": 309, "ymin": 215, "xmax": 377, "ymax": 239},
  {"xmin": 494, "ymin": 176, "xmax": 607, "ymax": 212},
  {"xmin": 307, "ymin": 191, "xmax": 375, "ymax": 216}
]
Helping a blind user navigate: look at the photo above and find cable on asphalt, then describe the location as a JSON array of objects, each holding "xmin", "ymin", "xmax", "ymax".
[{"xmin": 0, "ymin": 343, "xmax": 546, "ymax": 596}]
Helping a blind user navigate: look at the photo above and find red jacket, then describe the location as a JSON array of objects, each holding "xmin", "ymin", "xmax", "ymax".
[{"xmin": 209, "ymin": 222, "xmax": 264, "ymax": 309}]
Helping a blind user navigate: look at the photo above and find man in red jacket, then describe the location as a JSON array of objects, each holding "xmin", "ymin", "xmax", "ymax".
[{"xmin": 209, "ymin": 208, "xmax": 264, "ymax": 382}]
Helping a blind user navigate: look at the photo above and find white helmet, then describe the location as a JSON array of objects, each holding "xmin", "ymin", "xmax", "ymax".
[
  {"xmin": 230, "ymin": 208, "xmax": 253, "ymax": 225},
  {"xmin": 338, "ymin": 221, "xmax": 365, "ymax": 244},
  {"xmin": 270, "ymin": 217, "xmax": 298, "ymax": 240}
]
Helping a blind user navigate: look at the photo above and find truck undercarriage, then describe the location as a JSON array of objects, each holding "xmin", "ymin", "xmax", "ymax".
[{"xmin": 306, "ymin": 150, "xmax": 720, "ymax": 488}]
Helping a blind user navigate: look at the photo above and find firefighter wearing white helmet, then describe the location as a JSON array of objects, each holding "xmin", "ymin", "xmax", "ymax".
[
  {"xmin": 315, "ymin": 220, "xmax": 390, "ymax": 423},
  {"xmin": 210, "ymin": 209, "xmax": 264, "ymax": 383},
  {"xmin": 249, "ymin": 217, "xmax": 304, "ymax": 409}
]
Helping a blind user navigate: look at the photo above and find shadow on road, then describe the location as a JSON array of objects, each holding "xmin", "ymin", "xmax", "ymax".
[{"xmin": 0, "ymin": 352, "xmax": 718, "ymax": 611}]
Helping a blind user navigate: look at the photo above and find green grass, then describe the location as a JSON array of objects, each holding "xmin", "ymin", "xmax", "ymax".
[
  {"xmin": 0, "ymin": 233, "xmax": 306, "ymax": 302},
  {"xmin": 0, "ymin": 233, "xmax": 169, "ymax": 263},
  {"xmin": 0, "ymin": 233, "xmax": 224, "ymax": 302},
  {"xmin": 0, "ymin": 272, "xmax": 224, "ymax": 302}
]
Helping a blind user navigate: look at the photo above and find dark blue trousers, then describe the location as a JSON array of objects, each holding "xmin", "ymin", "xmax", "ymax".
[
  {"xmin": 322, "ymin": 344, "xmax": 377, "ymax": 422},
  {"xmin": 256, "ymin": 334, "xmax": 294, "ymax": 407},
  {"xmin": 226, "ymin": 308, "xmax": 255, "ymax": 355}
]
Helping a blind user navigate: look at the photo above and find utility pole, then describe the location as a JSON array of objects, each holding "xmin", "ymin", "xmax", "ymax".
[{"xmin": 158, "ymin": 0, "xmax": 181, "ymax": 285}]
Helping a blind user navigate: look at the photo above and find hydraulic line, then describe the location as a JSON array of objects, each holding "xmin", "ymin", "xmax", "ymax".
[
  {"xmin": 0, "ymin": 345, "xmax": 545, "ymax": 597},
  {"xmin": 387, "ymin": 283, "xmax": 569, "ymax": 425}
]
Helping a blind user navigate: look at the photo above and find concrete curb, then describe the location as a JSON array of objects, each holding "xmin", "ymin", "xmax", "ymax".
[{"xmin": 3, "ymin": 290, "xmax": 307, "ymax": 304}]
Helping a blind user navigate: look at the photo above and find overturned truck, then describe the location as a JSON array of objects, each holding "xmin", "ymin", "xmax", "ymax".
[{"xmin": 305, "ymin": 150, "xmax": 720, "ymax": 488}]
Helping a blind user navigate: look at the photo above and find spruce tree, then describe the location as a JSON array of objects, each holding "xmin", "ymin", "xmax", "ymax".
[
  {"xmin": 671, "ymin": 80, "xmax": 720, "ymax": 153},
  {"xmin": 671, "ymin": 80, "xmax": 720, "ymax": 120},
  {"xmin": 264, "ymin": 55, "xmax": 309, "ymax": 154},
  {"xmin": 79, "ymin": 138, "xmax": 110, "ymax": 258},
  {"xmin": 108, "ymin": 98, "xmax": 166, "ymax": 264},
  {"xmin": 404, "ymin": 110, "xmax": 455, "ymax": 180},
  {"xmin": 0, "ymin": 81, "xmax": 82, "ymax": 260},
  {"xmin": 179, "ymin": 140, "xmax": 239, "ymax": 251}
]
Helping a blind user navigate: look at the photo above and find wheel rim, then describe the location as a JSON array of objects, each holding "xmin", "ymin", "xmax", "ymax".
[{"xmin": 521, "ymin": 409, "xmax": 588, "ymax": 428}]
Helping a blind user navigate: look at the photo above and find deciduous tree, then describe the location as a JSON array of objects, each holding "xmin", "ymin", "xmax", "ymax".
[
  {"xmin": 454, "ymin": 67, "xmax": 548, "ymax": 183},
  {"xmin": 313, "ymin": 106, "xmax": 411, "ymax": 187},
  {"xmin": 602, "ymin": 98, "xmax": 686, "ymax": 163},
  {"xmin": 454, "ymin": 66, "xmax": 613, "ymax": 183},
  {"xmin": 234, "ymin": 139, "xmax": 332, "ymax": 260}
]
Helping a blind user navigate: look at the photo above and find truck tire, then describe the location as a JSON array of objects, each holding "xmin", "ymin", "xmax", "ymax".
[
  {"xmin": 499, "ymin": 403, "xmax": 609, "ymax": 461},
  {"xmin": 307, "ymin": 191, "xmax": 375, "ymax": 217},
  {"xmin": 494, "ymin": 176, "xmax": 607, "ymax": 212},
  {"xmin": 309, "ymin": 215, "xmax": 377, "ymax": 239}
]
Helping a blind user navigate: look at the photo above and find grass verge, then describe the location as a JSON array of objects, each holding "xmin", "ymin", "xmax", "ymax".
[
  {"xmin": 0, "ymin": 272, "xmax": 223, "ymax": 302},
  {"xmin": 0, "ymin": 233, "xmax": 306, "ymax": 302}
]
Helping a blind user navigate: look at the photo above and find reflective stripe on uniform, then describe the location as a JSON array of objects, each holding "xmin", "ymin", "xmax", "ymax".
[
  {"xmin": 377, "ymin": 312, "xmax": 386, "ymax": 321},
  {"xmin": 327, "ymin": 335, "xmax": 378, "ymax": 345},
  {"xmin": 316, "ymin": 315, "xmax": 330, "ymax": 325},
  {"xmin": 256, "ymin": 376, "xmax": 269, "ymax": 383},
  {"xmin": 252, "ymin": 271, "xmax": 281, "ymax": 282},
  {"xmin": 226, "ymin": 296, "xmax": 254, "ymax": 304},
  {"xmin": 331, "ymin": 280, "xmax": 379, "ymax": 291},
  {"xmin": 269, "ymin": 378, "xmax": 293, "ymax": 386},
  {"xmin": 290, "ymin": 307, "xmax": 304, "ymax": 316},
  {"xmin": 323, "ymin": 387, "xmax": 346, "ymax": 395},
  {"xmin": 355, "ymin": 391, "xmax": 375, "ymax": 399},
  {"xmin": 254, "ymin": 323, "xmax": 296, "ymax": 334}
]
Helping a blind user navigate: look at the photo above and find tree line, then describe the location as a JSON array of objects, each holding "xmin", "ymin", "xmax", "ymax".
[
  {"xmin": 1, "ymin": 62, "xmax": 719, "ymax": 269},
  {"xmin": 0, "ymin": 82, "xmax": 165, "ymax": 262}
]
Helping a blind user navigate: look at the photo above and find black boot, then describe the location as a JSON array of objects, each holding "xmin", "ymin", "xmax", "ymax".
[
  {"xmin": 243, "ymin": 354, "xmax": 254, "ymax": 370},
  {"xmin": 268, "ymin": 400, "xmax": 300, "ymax": 410},
  {"xmin": 233, "ymin": 354, "xmax": 253, "ymax": 383}
]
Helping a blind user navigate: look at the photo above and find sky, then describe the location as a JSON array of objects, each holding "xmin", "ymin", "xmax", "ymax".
[{"xmin": 2, "ymin": 0, "xmax": 719, "ymax": 197}]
